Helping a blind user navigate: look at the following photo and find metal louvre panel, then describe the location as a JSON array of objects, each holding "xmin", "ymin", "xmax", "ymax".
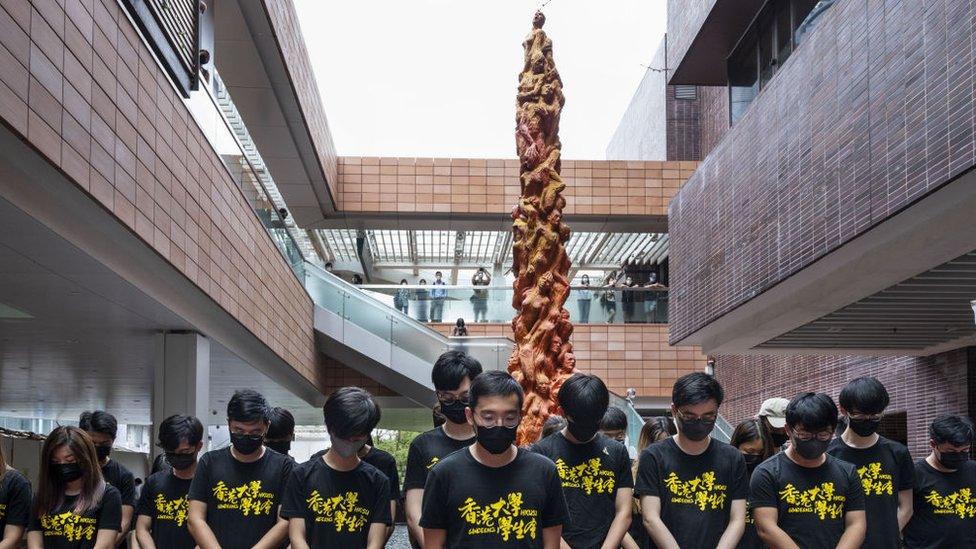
[{"xmin": 147, "ymin": 0, "xmax": 196, "ymax": 71}]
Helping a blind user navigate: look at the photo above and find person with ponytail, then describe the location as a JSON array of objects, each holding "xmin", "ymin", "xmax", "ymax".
[
  {"xmin": 27, "ymin": 426, "xmax": 122, "ymax": 548},
  {"xmin": 0, "ymin": 444, "xmax": 31, "ymax": 549}
]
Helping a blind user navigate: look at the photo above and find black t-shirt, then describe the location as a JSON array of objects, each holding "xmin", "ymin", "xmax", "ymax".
[
  {"xmin": 363, "ymin": 447, "xmax": 401, "ymax": 500},
  {"xmin": 136, "ymin": 470, "xmax": 195, "ymax": 548},
  {"xmin": 281, "ymin": 456, "xmax": 393, "ymax": 546},
  {"xmin": 826, "ymin": 436, "xmax": 914, "ymax": 549},
  {"xmin": 28, "ymin": 485, "xmax": 122, "ymax": 549},
  {"xmin": 634, "ymin": 437, "xmax": 748, "ymax": 548},
  {"xmin": 101, "ymin": 459, "xmax": 136, "ymax": 508},
  {"xmin": 531, "ymin": 432, "xmax": 633, "ymax": 549},
  {"xmin": 187, "ymin": 447, "xmax": 294, "ymax": 547},
  {"xmin": 0, "ymin": 469, "xmax": 31, "ymax": 530},
  {"xmin": 750, "ymin": 452, "xmax": 865, "ymax": 549},
  {"xmin": 903, "ymin": 458, "xmax": 976, "ymax": 548},
  {"xmin": 403, "ymin": 426, "xmax": 475, "ymax": 492},
  {"xmin": 420, "ymin": 448, "xmax": 569, "ymax": 547},
  {"xmin": 738, "ymin": 502, "xmax": 763, "ymax": 549}
]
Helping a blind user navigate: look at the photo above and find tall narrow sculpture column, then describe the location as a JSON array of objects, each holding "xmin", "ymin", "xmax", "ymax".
[{"xmin": 509, "ymin": 11, "xmax": 575, "ymax": 445}]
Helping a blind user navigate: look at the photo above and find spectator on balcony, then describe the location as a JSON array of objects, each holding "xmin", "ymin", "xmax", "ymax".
[
  {"xmin": 394, "ymin": 279, "xmax": 410, "ymax": 316},
  {"xmin": 431, "ymin": 271, "xmax": 448, "ymax": 322},
  {"xmin": 471, "ymin": 267, "xmax": 491, "ymax": 322},
  {"xmin": 415, "ymin": 279, "xmax": 429, "ymax": 322},
  {"xmin": 577, "ymin": 274, "xmax": 593, "ymax": 323},
  {"xmin": 643, "ymin": 272, "xmax": 665, "ymax": 322},
  {"xmin": 351, "ymin": 273, "xmax": 363, "ymax": 285},
  {"xmin": 622, "ymin": 275, "xmax": 642, "ymax": 323},
  {"xmin": 450, "ymin": 318, "xmax": 468, "ymax": 337},
  {"xmin": 601, "ymin": 275, "xmax": 619, "ymax": 323}
]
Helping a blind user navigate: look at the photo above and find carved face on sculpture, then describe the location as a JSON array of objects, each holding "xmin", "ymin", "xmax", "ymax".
[{"xmin": 563, "ymin": 352, "xmax": 576, "ymax": 370}]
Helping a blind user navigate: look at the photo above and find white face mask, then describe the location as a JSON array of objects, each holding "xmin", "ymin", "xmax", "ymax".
[{"xmin": 331, "ymin": 436, "xmax": 366, "ymax": 458}]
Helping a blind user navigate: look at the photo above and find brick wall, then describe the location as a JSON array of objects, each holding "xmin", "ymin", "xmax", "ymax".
[
  {"xmin": 669, "ymin": 0, "xmax": 976, "ymax": 343},
  {"xmin": 697, "ymin": 85, "xmax": 728, "ymax": 159},
  {"xmin": 714, "ymin": 350, "xmax": 973, "ymax": 458},
  {"xmin": 0, "ymin": 0, "xmax": 318, "ymax": 383},
  {"xmin": 430, "ymin": 323, "xmax": 705, "ymax": 398},
  {"xmin": 665, "ymin": 86, "xmax": 701, "ymax": 161},
  {"xmin": 337, "ymin": 158, "xmax": 697, "ymax": 217}
]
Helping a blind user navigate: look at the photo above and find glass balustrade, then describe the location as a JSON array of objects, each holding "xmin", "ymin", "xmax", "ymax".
[{"xmin": 357, "ymin": 285, "xmax": 668, "ymax": 325}]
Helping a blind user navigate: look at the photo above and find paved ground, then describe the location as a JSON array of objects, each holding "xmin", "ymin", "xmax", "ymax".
[{"xmin": 387, "ymin": 524, "xmax": 411, "ymax": 548}]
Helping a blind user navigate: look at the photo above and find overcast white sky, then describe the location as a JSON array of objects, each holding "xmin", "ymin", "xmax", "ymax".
[{"xmin": 293, "ymin": 0, "xmax": 666, "ymax": 160}]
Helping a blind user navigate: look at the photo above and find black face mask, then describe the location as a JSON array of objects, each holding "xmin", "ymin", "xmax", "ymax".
[
  {"xmin": 793, "ymin": 437, "xmax": 830, "ymax": 460},
  {"xmin": 165, "ymin": 452, "xmax": 197, "ymax": 470},
  {"xmin": 265, "ymin": 440, "xmax": 292, "ymax": 455},
  {"xmin": 848, "ymin": 418, "xmax": 881, "ymax": 437},
  {"xmin": 53, "ymin": 463, "xmax": 84, "ymax": 483},
  {"xmin": 743, "ymin": 453, "xmax": 763, "ymax": 472},
  {"xmin": 771, "ymin": 432, "xmax": 790, "ymax": 447},
  {"xmin": 439, "ymin": 400, "xmax": 469, "ymax": 425},
  {"xmin": 938, "ymin": 450, "xmax": 970, "ymax": 470},
  {"xmin": 677, "ymin": 417, "xmax": 715, "ymax": 442},
  {"xmin": 230, "ymin": 433, "xmax": 264, "ymax": 455},
  {"xmin": 476, "ymin": 425, "xmax": 517, "ymax": 454},
  {"xmin": 95, "ymin": 444, "xmax": 112, "ymax": 461},
  {"xmin": 566, "ymin": 420, "xmax": 600, "ymax": 443}
]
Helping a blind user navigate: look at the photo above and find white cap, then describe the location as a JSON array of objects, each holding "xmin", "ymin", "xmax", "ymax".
[{"xmin": 758, "ymin": 398, "xmax": 790, "ymax": 429}]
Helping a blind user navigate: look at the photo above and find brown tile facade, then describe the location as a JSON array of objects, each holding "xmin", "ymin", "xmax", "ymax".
[
  {"xmin": 669, "ymin": 0, "xmax": 976, "ymax": 343},
  {"xmin": 714, "ymin": 350, "xmax": 974, "ymax": 459},
  {"xmin": 336, "ymin": 157, "xmax": 697, "ymax": 216},
  {"xmin": 666, "ymin": 85, "xmax": 701, "ymax": 161},
  {"xmin": 0, "ymin": 0, "xmax": 318, "ymax": 383},
  {"xmin": 430, "ymin": 323, "xmax": 705, "ymax": 398},
  {"xmin": 697, "ymin": 85, "xmax": 728, "ymax": 159}
]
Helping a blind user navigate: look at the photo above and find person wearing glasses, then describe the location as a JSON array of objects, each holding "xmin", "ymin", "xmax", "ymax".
[
  {"xmin": 750, "ymin": 393, "xmax": 866, "ymax": 548},
  {"xmin": 403, "ymin": 351, "xmax": 483, "ymax": 548},
  {"xmin": 420, "ymin": 371, "xmax": 569, "ymax": 548},
  {"xmin": 827, "ymin": 377, "xmax": 914, "ymax": 549},
  {"xmin": 635, "ymin": 372, "xmax": 748, "ymax": 548}
]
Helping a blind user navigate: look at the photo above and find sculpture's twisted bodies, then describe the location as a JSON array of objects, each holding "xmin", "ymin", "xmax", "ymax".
[{"xmin": 509, "ymin": 11, "xmax": 575, "ymax": 445}]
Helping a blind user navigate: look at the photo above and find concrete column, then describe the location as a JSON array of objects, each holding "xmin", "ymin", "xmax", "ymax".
[{"xmin": 151, "ymin": 332, "xmax": 211, "ymax": 458}]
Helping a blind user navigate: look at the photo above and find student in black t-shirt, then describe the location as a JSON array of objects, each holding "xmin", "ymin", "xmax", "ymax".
[
  {"xmin": 750, "ymin": 393, "xmax": 866, "ymax": 548},
  {"xmin": 135, "ymin": 415, "xmax": 204, "ymax": 549},
  {"xmin": 827, "ymin": 377, "xmax": 914, "ymax": 548},
  {"xmin": 265, "ymin": 407, "xmax": 296, "ymax": 459},
  {"xmin": 903, "ymin": 414, "xmax": 976, "ymax": 547},
  {"xmin": 635, "ymin": 372, "xmax": 748, "ymax": 548},
  {"xmin": 282, "ymin": 387, "xmax": 392, "ymax": 548},
  {"xmin": 730, "ymin": 418, "xmax": 768, "ymax": 549},
  {"xmin": 421, "ymin": 370, "xmax": 569, "ymax": 548},
  {"xmin": 533, "ymin": 373, "xmax": 633, "ymax": 549},
  {"xmin": 0, "ymin": 445, "xmax": 31, "ymax": 548},
  {"xmin": 187, "ymin": 389, "xmax": 293, "ymax": 548},
  {"xmin": 27, "ymin": 426, "xmax": 122, "ymax": 549},
  {"xmin": 404, "ymin": 350, "xmax": 483, "ymax": 547},
  {"xmin": 599, "ymin": 406, "xmax": 629, "ymax": 445},
  {"xmin": 79, "ymin": 411, "xmax": 135, "ymax": 548}
]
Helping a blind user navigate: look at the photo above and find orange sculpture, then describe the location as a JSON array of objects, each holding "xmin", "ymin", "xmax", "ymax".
[{"xmin": 509, "ymin": 11, "xmax": 575, "ymax": 445}]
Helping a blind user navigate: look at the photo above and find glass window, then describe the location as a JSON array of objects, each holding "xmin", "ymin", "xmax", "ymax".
[
  {"xmin": 729, "ymin": 37, "xmax": 758, "ymax": 124},
  {"xmin": 792, "ymin": 0, "xmax": 819, "ymax": 31},
  {"xmin": 758, "ymin": 11, "xmax": 776, "ymax": 88},
  {"xmin": 776, "ymin": 1, "xmax": 792, "ymax": 66}
]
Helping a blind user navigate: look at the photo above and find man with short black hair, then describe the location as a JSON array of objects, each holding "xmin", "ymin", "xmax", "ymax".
[
  {"xmin": 431, "ymin": 270, "xmax": 447, "ymax": 322},
  {"xmin": 751, "ymin": 392, "xmax": 866, "ymax": 548},
  {"xmin": 80, "ymin": 410, "xmax": 136, "ymax": 547},
  {"xmin": 136, "ymin": 415, "xmax": 204, "ymax": 548},
  {"xmin": 283, "ymin": 387, "xmax": 391, "ymax": 548},
  {"xmin": 636, "ymin": 372, "xmax": 747, "ymax": 548},
  {"xmin": 265, "ymin": 406, "xmax": 296, "ymax": 458},
  {"xmin": 903, "ymin": 415, "xmax": 976, "ymax": 547},
  {"xmin": 827, "ymin": 377, "xmax": 914, "ymax": 548},
  {"xmin": 421, "ymin": 370, "xmax": 568, "ymax": 548},
  {"xmin": 404, "ymin": 350, "xmax": 483, "ymax": 547},
  {"xmin": 187, "ymin": 389, "xmax": 293, "ymax": 549},
  {"xmin": 599, "ymin": 406, "xmax": 628, "ymax": 444},
  {"xmin": 533, "ymin": 373, "xmax": 633, "ymax": 549}
]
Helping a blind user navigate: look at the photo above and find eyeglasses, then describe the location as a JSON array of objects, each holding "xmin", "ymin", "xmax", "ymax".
[
  {"xmin": 476, "ymin": 412, "xmax": 521, "ymax": 429},
  {"xmin": 793, "ymin": 430, "xmax": 833, "ymax": 442},
  {"xmin": 436, "ymin": 391, "xmax": 470, "ymax": 406},
  {"xmin": 676, "ymin": 410, "xmax": 718, "ymax": 422}
]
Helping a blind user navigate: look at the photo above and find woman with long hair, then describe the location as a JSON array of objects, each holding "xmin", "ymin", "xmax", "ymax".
[
  {"xmin": 624, "ymin": 417, "xmax": 676, "ymax": 549},
  {"xmin": 730, "ymin": 418, "xmax": 768, "ymax": 549},
  {"xmin": 27, "ymin": 426, "xmax": 122, "ymax": 549},
  {"xmin": 0, "ymin": 444, "xmax": 32, "ymax": 549}
]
